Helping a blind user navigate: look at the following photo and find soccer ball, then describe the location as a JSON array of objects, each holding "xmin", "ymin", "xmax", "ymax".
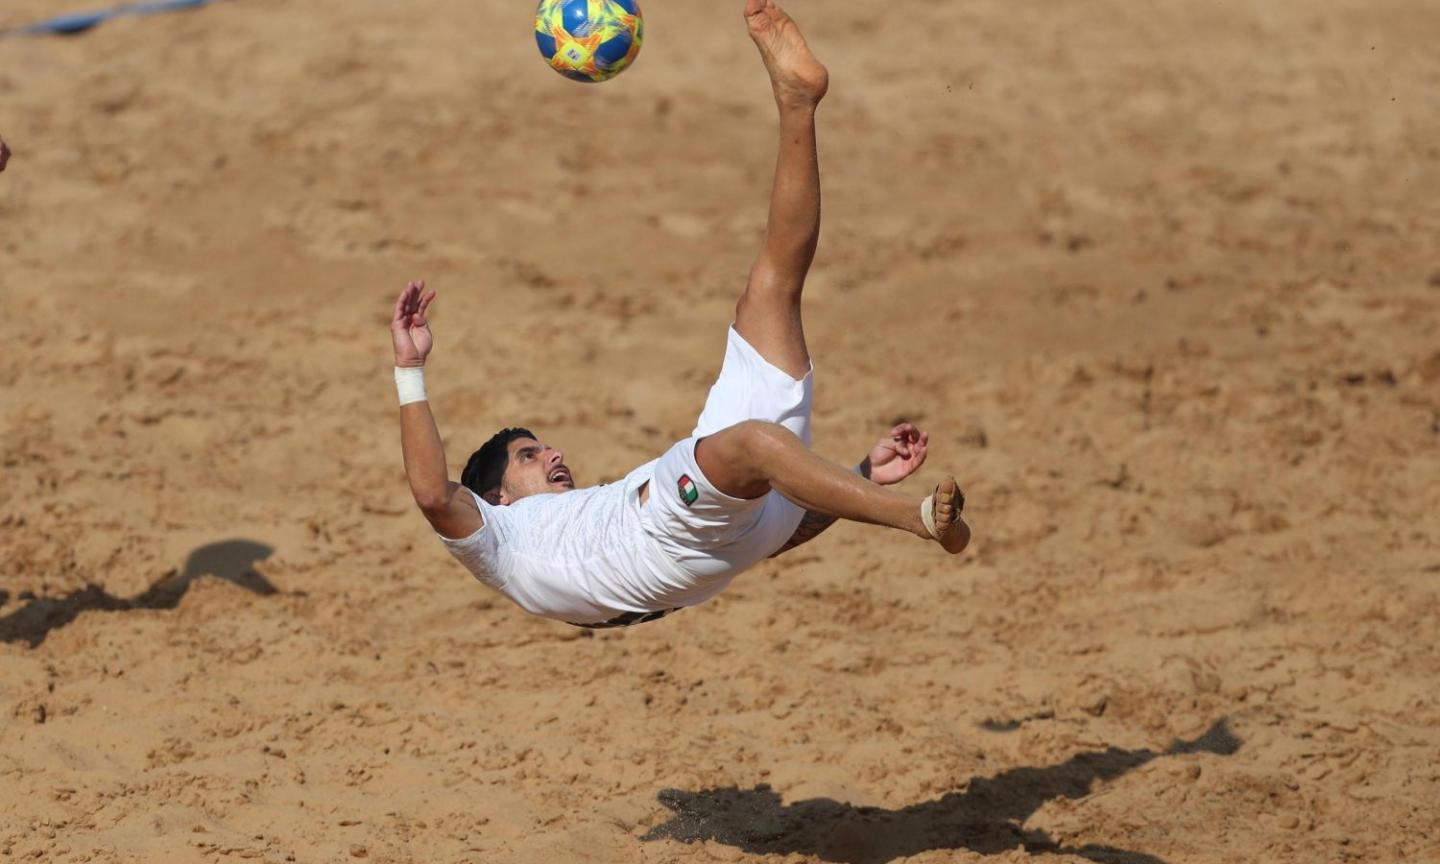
[{"xmin": 535, "ymin": 0, "xmax": 644, "ymax": 83}]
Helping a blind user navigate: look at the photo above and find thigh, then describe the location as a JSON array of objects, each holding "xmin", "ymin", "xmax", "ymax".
[
  {"xmin": 641, "ymin": 436, "xmax": 803, "ymax": 584},
  {"xmin": 734, "ymin": 270, "xmax": 810, "ymax": 381},
  {"xmin": 646, "ymin": 435, "xmax": 769, "ymax": 536}
]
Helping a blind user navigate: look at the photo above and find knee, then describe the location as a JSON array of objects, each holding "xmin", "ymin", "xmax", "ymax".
[
  {"xmin": 733, "ymin": 420, "xmax": 796, "ymax": 460},
  {"xmin": 696, "ymin": 421, "xmax": 794, "ymax": 500},
  {"xmin": 737, "ymin": 263, "xmax": 804, "ymax": 311}
]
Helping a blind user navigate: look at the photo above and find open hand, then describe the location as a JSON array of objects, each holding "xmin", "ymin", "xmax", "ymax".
[
  {"xmin": 391, "ymin": 280, "xmax": 435, "ymax": 368},
  {"xmin": 863, "ymin": 422, "xmax": 929, "ymax": 486}
]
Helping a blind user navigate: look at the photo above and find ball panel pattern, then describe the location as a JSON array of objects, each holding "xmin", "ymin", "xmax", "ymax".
[
  {"xmin": 535, "ymin": 0, "xmax": 644, "ymax": 82},
  {"xmin": 535, "ymin": 29, "xmax": 558, "ymax": 60}
]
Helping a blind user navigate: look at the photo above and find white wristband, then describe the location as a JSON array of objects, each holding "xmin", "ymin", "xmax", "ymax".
[{"xmin": 395, "ymin": 366, "xmax": 427, "ymax": 406}]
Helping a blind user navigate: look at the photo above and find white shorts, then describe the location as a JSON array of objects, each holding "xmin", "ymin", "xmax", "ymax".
[{"xmin": 640, "ymin": 326, "xmax": 813, "ymax": 585}]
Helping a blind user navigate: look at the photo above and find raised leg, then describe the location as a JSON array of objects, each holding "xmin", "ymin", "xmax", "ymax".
[
  {"xmin": 734, "ymin": 0, "xmax": 830, "ymax": 381},
  {"xmin": 696, "ymin": 421, "xmax": 971, "ymax": 554}
]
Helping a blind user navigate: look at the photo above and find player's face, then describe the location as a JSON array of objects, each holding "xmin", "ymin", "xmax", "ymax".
[{"xmin": 498, "ymin": 437, "xmax": 575, "ymax": 504}]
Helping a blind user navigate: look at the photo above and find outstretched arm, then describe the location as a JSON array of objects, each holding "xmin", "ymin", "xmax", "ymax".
[
  {"xmin": 771, "ymin": 423, "xmax": 929, "ymax": 556},
  {"xmin": 392, "ymin": 281, "xmax": 483, "ymax": 540}
]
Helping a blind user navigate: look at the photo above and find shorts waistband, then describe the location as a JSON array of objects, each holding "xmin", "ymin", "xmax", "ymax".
[{"xmin": 569, "ymin": 607, "xmax": 682, "ymax": 630}]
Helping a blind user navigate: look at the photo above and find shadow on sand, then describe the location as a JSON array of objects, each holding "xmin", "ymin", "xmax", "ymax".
[
  {"xmin": 0, "ymin": 539, "xmax": 278, "ymax": 648},
  {"xmin": 643, "ymin": 719, "xmax": 1241, "ymax": 864}
]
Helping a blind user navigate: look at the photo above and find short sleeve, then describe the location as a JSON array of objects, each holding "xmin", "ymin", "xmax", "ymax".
[{"xmin": 438, "ymin": 493, "xmax": 508, "ymax": 590}]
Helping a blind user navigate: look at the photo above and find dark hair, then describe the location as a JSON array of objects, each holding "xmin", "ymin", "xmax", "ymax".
[{"xmin": 461, "ymin": 428, "xmax": 536, "ymax": 497}]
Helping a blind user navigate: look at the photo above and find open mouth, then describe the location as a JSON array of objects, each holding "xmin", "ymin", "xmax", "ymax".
[{"xmin": 549, "ymin": 466, "xmax": 573, "ymax": 486}]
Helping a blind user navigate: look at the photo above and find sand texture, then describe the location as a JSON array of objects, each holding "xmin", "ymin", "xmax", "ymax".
[{"xmin": 2, "ymin": 0, "xmax": 1439, "ymax": 861}]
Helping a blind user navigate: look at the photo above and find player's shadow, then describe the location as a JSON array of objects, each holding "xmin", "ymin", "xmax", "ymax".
[
  {"xmin": 642, "ymin": 719, "xmax": 1240, "ymax": 864},
  {"xmin": 0, "ymin": 539, "xmax": 278, "ymax": 648}
]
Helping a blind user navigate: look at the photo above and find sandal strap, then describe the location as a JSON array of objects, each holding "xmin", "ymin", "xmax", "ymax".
[{"xmin": 920, "ymin": 493, "xmax": 941, "ymax": 540}]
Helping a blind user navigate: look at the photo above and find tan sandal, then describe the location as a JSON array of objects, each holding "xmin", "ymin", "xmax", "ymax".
[{"xmin": 921, "ymin": 477, "xmax": 968, "ymax": 554}]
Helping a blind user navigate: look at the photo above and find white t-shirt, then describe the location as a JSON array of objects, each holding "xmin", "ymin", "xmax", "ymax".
[{"xmin": 439, "ymin": 460, "xmax": 740, "ymax": 625}]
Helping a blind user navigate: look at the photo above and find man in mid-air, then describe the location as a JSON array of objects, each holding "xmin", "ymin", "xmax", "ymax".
[{"xmin": 389, "ymin": 0, "xmax": 969, "ymax": 629}]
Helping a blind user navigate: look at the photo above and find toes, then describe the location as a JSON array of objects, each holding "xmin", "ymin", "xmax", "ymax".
[
  {"xmin": 935, "ymin": 479, "xmax": 961, "ymax": 526},
  {"xmin": 936, "ymin": 497, "xmax": 955, "ymax": 528},
  {"xmin": 929, "ymin": 478, "xmax": 969, "ymax": 555}
]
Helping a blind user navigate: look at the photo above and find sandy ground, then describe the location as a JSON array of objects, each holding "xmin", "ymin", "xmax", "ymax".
[{"xmin": 3, "ymin": 0, "xmax": 1440, "ymax": 861}]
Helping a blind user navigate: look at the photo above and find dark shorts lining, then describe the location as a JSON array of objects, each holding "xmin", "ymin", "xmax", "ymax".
[{"xmin": 568, "ymin": 608, "xmax": 682, "ymax": 630}]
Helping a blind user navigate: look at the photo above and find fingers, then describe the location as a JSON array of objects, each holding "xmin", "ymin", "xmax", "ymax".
[
  {"xmin": 392, "ymin": 280, "xmax": 431, "ymax": 329},
  {"xmin": 890, "ymin": 421, "xmax": 920, "ymax": 440},
  {"xmin": 392, "ymin": 284, "xmax": 413, "ymax": 327},
  {"xmin": 888, "ymin": 422, "xmax": 921, "ymax": 457},
  {"xmin": 397, "ymin": 280, "xmax": 424, "ymax": 309},
  {"xmin": 881, "ymin": 422, "xmax": 929, "ymax": 470}
]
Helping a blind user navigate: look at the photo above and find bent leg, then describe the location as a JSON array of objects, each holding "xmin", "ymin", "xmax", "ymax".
[
  {"xmin": 734, "ymin": 0, "xmax": 830, "ymax": 381},
  {"xmin": 696, "ymin": 421, "xmax": 972, "ymax": 553}
]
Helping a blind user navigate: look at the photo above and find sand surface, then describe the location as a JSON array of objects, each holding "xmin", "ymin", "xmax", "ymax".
[{"xmin": 3, "ymin": 0, "xmax": 1440, "ymax": 861}]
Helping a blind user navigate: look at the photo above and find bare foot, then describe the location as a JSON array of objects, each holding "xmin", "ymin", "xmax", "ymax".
[
  {"xmin": 921, "ymin": 477, "xmax": 970, "ymax": 554},
  {"xmin": 744, "ymin": 0, "xmax": 829, "ymax": 108}
]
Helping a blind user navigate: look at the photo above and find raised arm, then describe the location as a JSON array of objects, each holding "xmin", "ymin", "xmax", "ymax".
[
  {"xmin": 391, "ymin": 281, "xmax": 483, "ymax": 540},
  {"xmin": 771, "ymin": 423, "xmax": 929, "ymax": 556}
]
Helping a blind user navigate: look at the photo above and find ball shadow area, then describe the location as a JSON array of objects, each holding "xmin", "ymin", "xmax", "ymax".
[
  {"xmin": 0, "ymin": 539, "xmax": 278, "ymax": 648},
  {"xmin": 642, "ymin": 720, "xmax": 1240, "ymax": 864}
]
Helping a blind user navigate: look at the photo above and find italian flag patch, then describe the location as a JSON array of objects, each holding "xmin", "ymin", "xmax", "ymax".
[{"xmin": 678, "ymin": 474, "xmax": 699, "ymax": 507}]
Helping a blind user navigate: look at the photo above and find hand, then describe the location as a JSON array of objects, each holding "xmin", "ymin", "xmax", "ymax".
[
  {"xmin": 862, "ymin": 422, "xmax": 929, "ymax": 486},
  {"xmin": 391, "ymin": 280, "xmax": 435, "ymax": 368},
  {"xmin": 0, "ymin": 137, "xmax": 10, "ymax": 172}
]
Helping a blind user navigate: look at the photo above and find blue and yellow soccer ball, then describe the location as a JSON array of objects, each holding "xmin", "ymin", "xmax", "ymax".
[{"xmin": 535, "ymin": 0, "xmax": 644, "ymax": 83}]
